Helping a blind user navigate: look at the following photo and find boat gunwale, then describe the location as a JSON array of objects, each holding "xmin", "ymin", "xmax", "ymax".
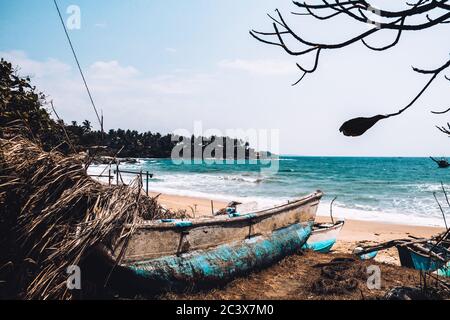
[
  {"xmin": 311, "ymin": 220, "xmax": 345, "ymax": 235},
  {"xmin": 128, "ymin": 190, "xmax": 323, "ymax": 231},
  {"xmin": 405, "ymin": 244, "xmax": 449, "ymax": 261}
]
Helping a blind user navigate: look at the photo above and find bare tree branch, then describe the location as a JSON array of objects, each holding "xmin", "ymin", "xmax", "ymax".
[
  {"xmin": 431, "ymin": 107, "xmax": 450, "ymax": 114},
  {"xmin": 252, "ymin": 0, "xmax": 450, "ymax": 137}
]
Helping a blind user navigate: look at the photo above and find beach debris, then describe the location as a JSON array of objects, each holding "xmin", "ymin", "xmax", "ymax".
[
  {"xmin": 355, "ymin": 186, "xmax": 450, "ymax": 270},
  {"xmin": 384, "ymin": 286, "xmax": 444, "ymax": 300},
  {"xmin": 353, "ymin": 229, "xmax": 450, "ymax": 287},
  {"xmin": 312, "ymin": 278, "xmax": 358, "ymax": 295},
  {"xmin": 311, "ymin": 258, "xmax": 364, "ymax": 295}
]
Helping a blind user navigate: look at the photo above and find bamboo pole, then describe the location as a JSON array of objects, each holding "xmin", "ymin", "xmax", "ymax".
[
  {"xmin": 116, "ymin": 162, "xmax": 119, "ymax": 185},
  {"xmin": 146, "ymin": 171, "xmax": 149, "ymax": 196}
]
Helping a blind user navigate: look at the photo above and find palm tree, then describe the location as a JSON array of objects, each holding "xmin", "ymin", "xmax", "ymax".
[{"xmin": 81, "ymin": 120, "xmax": 92, "ymax": 133}]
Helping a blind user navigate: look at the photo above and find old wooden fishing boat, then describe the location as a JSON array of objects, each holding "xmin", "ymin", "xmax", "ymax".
[
  {"xmin": 303, "ymin": 221, "xmax": 345, "ymax": 253},
  {"xmin": 106, "ymin": 191, "xmax": 323, "ymax": 292}
]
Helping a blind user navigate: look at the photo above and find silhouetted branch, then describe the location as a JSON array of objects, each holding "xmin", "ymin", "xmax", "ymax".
[
  {"xmin": 252, "ymin": 0, "xmax": 450, "ymax": 136},
  {"xmin": 431, "ymin": 107, "xmax": 450, "ymax": 114},
  {"xmin": 361, "ymin": 18, "xmax": 405, "ymax": 51},
  {"xmin": 340, "ymin": 59, "xmax": 450, "ymax": 136},
  {"xmin": 252, "ymin": 1, "xmax": 448, "ymax": 82},
  {"xmin": 436, "ymin": 123, "xmax": 450, "ymax": 135}
]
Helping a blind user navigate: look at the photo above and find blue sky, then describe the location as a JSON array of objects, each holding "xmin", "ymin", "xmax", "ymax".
[
  {"xmin": 1, "ymin": 0, "xmax": 449, "ymax": 156},
  {"xmin": 1, "ymin": 0, "xmax": 278, "ymax": 73}
]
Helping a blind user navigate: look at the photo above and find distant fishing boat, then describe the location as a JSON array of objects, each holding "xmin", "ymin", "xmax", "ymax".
[
  {"xmin": 430, "ymin": 157, "xmax": 450, "ymax": 168},
  {"xmin": 104, "ymin": 191, "xmax": 323, "ymax": 293},
  {"xmin": 303, "ymin": 221, "xmax": 345, "ymax": 253}
]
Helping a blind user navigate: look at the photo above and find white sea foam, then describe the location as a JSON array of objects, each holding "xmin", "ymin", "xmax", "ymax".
[
  {"xmin": 317, "ymin": 203, "xmax": 446, "ymax": 227},
  {"xmin": 87, "ymin": 163, "xmax": 449, "ymax": 228}
]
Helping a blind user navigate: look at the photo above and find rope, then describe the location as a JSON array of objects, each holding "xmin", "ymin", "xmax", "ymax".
[{"xmin": 53, "ymin": 0, "xmax": 104, "ymax": 133}]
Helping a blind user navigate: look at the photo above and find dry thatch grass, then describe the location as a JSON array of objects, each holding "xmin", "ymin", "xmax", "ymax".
[{"xmin": 0, "ymin": 136, "xmax": 185, "ymax": 299}]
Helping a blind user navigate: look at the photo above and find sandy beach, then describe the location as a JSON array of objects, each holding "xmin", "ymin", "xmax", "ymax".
[{"xmin": 150, "ymin": 191, "xmax": 445, "ymax": 266}]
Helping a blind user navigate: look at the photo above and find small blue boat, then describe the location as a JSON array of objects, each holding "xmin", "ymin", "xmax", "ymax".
[
  {"xmin": 397, "ymin": 243, "xmax": 449, "ymax": 272},
  {"xmin": 358, "ymin": 251, "xmax": 378, "ymax": 260},
  {"xmin": 303, "ymin": 221, "xmax": 345, "ymax": 253},
  {"xmin": 107, "ymin": 191, "xmax": 323, "ymax": 292}
]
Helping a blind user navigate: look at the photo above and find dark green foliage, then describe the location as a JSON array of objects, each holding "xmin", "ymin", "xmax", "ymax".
[
  {"xmin": 0, "ymin": 58, "xmax": 67, "ymax": 151},
  {"xmin": 63, "ymin": 126, "xmax": 254, "ymax": 159}
]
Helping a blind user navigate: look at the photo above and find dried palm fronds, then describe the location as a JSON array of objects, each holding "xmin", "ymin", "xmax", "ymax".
[{"xmin": 0, "ymin": 136, "xmax": 185, "ymax": 299}]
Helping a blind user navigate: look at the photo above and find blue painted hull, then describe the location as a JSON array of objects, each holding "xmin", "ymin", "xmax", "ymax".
[
  {"xmin": 436, "ymin": 263, "xmax": 450, "ymax": 277},
  {"xmin": 126, "ymin": 222, "xmax": 313, "ymax": 290},
  {"xmin": 303, "ymin": 238, "xmax": 336, "ymax": 253},
  {"xmin": 358, "ymin": 251, "xmax": 378, "ymax": 260},
  {"xmin": 409, "ymin": 250, "xmax": 446, "ymax": 272},
  {"xmin": 397, "ymin": 245, "xmax": 449, "ymax": 273}
]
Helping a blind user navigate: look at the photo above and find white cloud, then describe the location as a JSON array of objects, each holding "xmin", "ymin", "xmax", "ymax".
[
  {"xmin": 0, "ymin": 51, "xmax": 216, "ymax": 132},
  {"xmin": 94, "ymin": 23, "xmax": 107, "ymax": 29},
  {"xmin": 165, "ymin": 47, "xmax": 177, "ymax": 54},
  {"xmin": 218, "ymin": 59, "xmax": 297, "ymax": 76},
  {"xmin": 89, "ymin": 60, "xmax": 140, "ymax": 80},
  {"xmin": 1, "ymin": 50, "xmax": 71, "ymax": 78}
]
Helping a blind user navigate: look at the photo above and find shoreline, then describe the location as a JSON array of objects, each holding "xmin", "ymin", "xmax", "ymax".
[{"xmin": 149, "ymin": 191, "xmax": 445, "ymax": 265}]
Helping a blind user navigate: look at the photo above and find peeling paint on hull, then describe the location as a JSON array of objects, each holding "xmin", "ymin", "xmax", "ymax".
[{"xmin": 125, "ymin": 222, "xmax": 313, "ymax": 290}]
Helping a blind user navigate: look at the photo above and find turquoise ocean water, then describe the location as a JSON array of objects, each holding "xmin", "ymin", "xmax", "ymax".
[{"xmin": 91, "ymin": 157, "xmax": 450, "ymax": 226}]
